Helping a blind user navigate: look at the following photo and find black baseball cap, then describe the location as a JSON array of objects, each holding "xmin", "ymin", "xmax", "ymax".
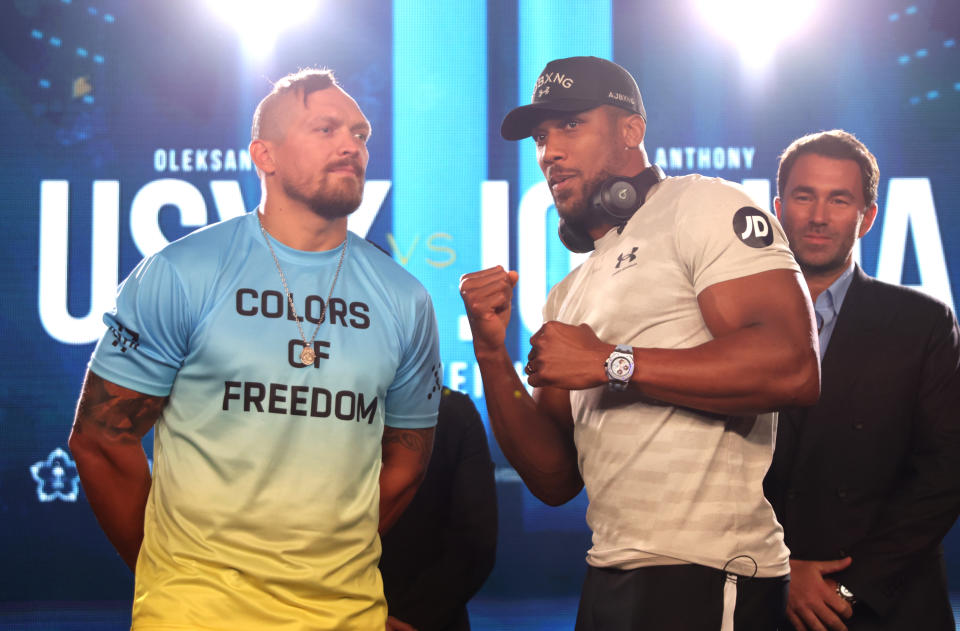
[{"xmin": 500, "ymin": 56, "xmax": 646, "ymax": 141}]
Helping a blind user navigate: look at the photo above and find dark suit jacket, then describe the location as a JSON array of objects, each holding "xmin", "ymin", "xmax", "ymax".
[
  {"xmin": 379, "ymin": 388, "xmax": 498, "ymax": 631},
  {"xmin": 764, "ymin": 266, "xmax": 960, "ymax": 630}
]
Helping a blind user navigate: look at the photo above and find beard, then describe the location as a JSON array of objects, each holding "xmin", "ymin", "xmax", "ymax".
[
  {"xmin": 551, "ymin": 168, "xmax": 614, "ymax": 235},
  {"xmin": 282, "ymin": 167, "xmax": 365, "ymax": 220}
]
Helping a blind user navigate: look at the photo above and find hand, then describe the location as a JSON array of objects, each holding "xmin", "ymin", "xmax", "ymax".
[
  {"xmin": 785, "ymin": 557, "xmax": 854, "ymax": 631},
  {"xmin": 459, "ymin": 267, "xmax": 519, "ymax": 356},
  {"xmin": 526, "ymin": 321, "xmax": 613, "ymax": 390},
  {"xmin": 386, "ymin": 615, "xmax": 417, "ymax": 631}
]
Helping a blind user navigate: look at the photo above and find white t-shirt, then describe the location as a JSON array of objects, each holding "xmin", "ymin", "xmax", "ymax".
[{"xmin": 544, "ymin": 174, "xmax": 799, "ymax": 578}]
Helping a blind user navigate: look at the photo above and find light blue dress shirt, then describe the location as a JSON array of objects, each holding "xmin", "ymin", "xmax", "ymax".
[{"xmin": 814, "ymin": 262, "xmax": 856, "ymax": 360}]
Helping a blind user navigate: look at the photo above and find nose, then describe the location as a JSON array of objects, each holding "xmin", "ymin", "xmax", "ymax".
[
  {"xmin": 538, "ymin": 130, "xmax": 566, "ymax": 168},
  {"xmin": 809, "ymin": 198, "xmax": 828, "ymax": 224},
  {"xmin": 337, "ymin": 129, "xmax": 364, "ymax": 157}
]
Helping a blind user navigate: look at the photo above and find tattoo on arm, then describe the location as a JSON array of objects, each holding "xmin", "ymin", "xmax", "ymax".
[
  {"xmin": 382, "ymin": 427, "xmax": 434, "ymax": 469},
  {"xmin": 73, "ymin": 372, "xmax": 165, "ymax": 442}
]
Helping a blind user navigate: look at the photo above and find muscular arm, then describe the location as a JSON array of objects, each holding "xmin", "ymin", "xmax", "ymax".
[
  {"xmin": 528, "ymin": 268, "xmax": 821, "ymax": 415},
  {"xmin": 379, "ymin": 426, "xmax": 435, "ymax": 534},
  {"xmin": 633, "ymin": 268, "xmax": 820, "ymax": 413},
  {"xmin": 460, "ymin": 267, "xmax": 583, "ymax": 506},
  {"xmin": 482, "ymin": 355, "xmax": 582, "ymax": 506},
  {"xmin": 382, "ymin": 392, "xmax": 498, "ymax": 630},
  {"xmin": 68, "ymin": 370, "xmax": 164, "ymax": 571}
]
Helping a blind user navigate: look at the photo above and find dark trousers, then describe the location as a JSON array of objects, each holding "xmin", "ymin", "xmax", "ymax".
[{"xmin": 575, "ymin": 564, "xmax": 788, "ymax": 631}]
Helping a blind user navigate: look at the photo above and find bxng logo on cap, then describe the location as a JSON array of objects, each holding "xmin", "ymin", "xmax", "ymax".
[{"xmin": 534, "ymin": 72, "xmax": 575, "ymax": 100}]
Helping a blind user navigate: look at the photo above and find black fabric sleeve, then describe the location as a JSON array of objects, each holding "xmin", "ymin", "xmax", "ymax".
[
  {"xmin": 837, "ymin": 305, "xmax": 960, "ymax": 616},
  {"xmin": 388, "ymin": 391, "xmax": 498, "ymax": 630}
]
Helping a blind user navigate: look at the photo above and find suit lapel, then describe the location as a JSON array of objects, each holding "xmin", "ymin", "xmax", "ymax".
[{"xmin": 789, "ymin": 267, "xmax": 885, "ymax": 473}]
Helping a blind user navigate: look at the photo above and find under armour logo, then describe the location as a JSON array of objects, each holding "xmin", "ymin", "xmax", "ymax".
[
  {"xmin": 537, "ymin": 86, "xmax": 551, "ymax": 98},
  {"xmin": 616, "ymin": 247, "xmax": 638, "ymax": 269}
]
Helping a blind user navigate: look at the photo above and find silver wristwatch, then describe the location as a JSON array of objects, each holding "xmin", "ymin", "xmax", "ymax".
[
  {"xmin": 837, "ymin": 583, "xmax": 857, "ymax": 606},
  {"xmin": 604, "ymin": 344, "xmax": 635, "ymax": 391}
]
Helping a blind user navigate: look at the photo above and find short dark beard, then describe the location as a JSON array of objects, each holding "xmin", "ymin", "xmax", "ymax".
[
  {"xmin": 283, "ymin": 176, "xmax": 364, "ymax": 220},
  {"xmin": 554, "ymin": 168, "xmax": 615, "ymax": 231}
]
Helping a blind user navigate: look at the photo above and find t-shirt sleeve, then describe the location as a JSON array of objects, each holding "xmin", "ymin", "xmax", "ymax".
[
  {"xmin": 674, "ymin": 179, "xmax": 799, "ymax": 296},
  {"xmin": 89, "ymin": 254, "xmax": 192, "ymax": 396},
  {"xmin": 384, "ymin": 286, "xmax": 442, "ymax": 429}
]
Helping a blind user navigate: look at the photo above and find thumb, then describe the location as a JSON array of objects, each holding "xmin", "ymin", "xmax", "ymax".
[
  {"xmin": 819, "ymin": 556, "xmax": 853, "ymax": 575},
  {"xmin": 507, "ymin": 270, "xmax": 519, "ymax": 287}
]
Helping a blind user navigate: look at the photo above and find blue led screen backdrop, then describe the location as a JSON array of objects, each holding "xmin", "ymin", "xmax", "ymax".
[{"xmin": 1, "ymin": 0, "xmax": 958, "ymax": 604}]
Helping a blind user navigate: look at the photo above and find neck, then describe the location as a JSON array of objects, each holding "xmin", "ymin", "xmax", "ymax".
[
  {"xmin": 259, "ymin": 189, "xmax": 348, "ymax": 252},
  {"xmin": 802, "ymin": 259, "xmax": 852, "ymax": 302}
]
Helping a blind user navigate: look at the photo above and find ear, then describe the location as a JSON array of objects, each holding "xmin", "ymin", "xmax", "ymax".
[
  {"xmin": 622, "ymin": 114, "xmax": 646, "ymax": 148},
  {"xmin": 774, "ymin": 196, "xmax": 783, "ymax": 221},
  {"xmin": 858, "ymin": 203, "xmax": 878, "ymax": 239},
  {"xmin": 249, "ymin": 139, "xmax": 276, "ymax": 176}
]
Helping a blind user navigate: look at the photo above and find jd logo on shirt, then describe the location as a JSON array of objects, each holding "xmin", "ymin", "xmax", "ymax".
[{"xmin": 732, "ymin": 207, "xmax": 774, "ymax": 248}]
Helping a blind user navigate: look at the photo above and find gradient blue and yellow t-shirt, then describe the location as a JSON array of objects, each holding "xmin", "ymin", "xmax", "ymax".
[{"xmin": 90, "ymin": 211, "xmax": 441, "ymax": 630}]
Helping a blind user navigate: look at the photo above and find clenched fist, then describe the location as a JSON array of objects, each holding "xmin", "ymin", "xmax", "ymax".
[
  {"xmin": 459, "ymin": 266, "xmax": 519, "ymax": 357},
  {"xmin": 525, "ymin": 321, "xmax": 614, "ymax": 390}
]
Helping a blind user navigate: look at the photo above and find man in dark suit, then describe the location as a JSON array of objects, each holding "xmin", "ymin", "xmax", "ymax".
[{"xmin": 765, "ymin": 129, "xmax": 960, "ymax": 630}]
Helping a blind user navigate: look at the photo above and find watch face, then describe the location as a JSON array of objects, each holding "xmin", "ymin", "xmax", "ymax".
[{"xmin": 610, "ymin": 356, "xmax": 632, "ymax": 378}]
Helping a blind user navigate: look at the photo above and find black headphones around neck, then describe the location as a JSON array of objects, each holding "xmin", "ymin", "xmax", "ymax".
[{"xmin": 558, "ymin": 164, "xmax": 666, "ymax": 253}]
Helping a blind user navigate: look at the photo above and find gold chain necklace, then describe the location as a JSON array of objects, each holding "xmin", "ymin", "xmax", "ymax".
[{"xmin": 258, "ymin": 216, "xmax": 347, "ymax": 366}]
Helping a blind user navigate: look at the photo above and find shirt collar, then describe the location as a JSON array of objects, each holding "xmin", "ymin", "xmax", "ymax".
[{"xmin": 816, "ymin": 261, "xmax": 856, "ymax": 317}]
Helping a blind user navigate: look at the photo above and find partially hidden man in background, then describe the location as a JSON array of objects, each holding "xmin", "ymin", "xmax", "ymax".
[
  {"xmin": 68, "ymin": 69, "xmax": 442, "ymax": 630},
  {"xmin": 764, "ymin": 130, "xmax": 960, "ymax": 631},
  {"xmin": 380, "ymin": 386, "xmax": 498, "ymax": 631},
  {"xmin": 459, "ymin": 56, "xmax": 820, "ymax": 630}
]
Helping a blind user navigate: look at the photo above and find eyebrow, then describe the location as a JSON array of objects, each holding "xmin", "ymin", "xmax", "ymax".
[
  {"xmin": 306, "ymin": 114, "xmax": 339, "ymax": 127},
  {"xmin": 305, "ymin": 115, "xmax": 371, "ymax": 136},
  {"xmin": 790, "ymin": 185, "xmax": 855, "ymax": 199},
  {"xmin": 351, "ymin": 121, "xmax": 372, "ymax": 137},
  {"xmin": 531, "ymin": 114, "xmax": 585, "ymax": 135}
]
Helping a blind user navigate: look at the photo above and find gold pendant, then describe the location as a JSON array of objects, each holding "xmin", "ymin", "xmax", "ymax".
[{"xmin": 300, "ymin": 347, "xmax": 316, "ymax": 365}]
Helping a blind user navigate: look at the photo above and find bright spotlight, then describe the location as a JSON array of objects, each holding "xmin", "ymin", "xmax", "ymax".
[
  {"xmin": 696, "ymin": 0, "xmax": 817, "ymax": 69},
  {"xmin": 206, "ymin": 0, "xmax": 320, "ymax": 60}
]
